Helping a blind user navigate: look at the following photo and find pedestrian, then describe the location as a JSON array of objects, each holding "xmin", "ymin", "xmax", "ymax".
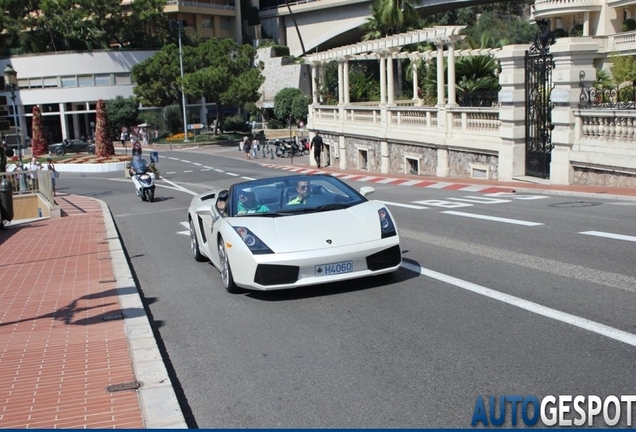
[
  {"xmin": 252, "ymin": 138, "xmax": 259, "ymax": 159},
  {"xmin": 310, "ymin": 131, "xmax": 324, "ymax": 168},
  {"xmin": 243, "ymin": 137, "xmax": 252, "ymax": 160},
  {"xmin": 120, "ymin": 130, "xmax": 126, "ymax": 147},
  {"xmin": 240, "ymin": 136, "xmax": 248, "ymax": 152}
]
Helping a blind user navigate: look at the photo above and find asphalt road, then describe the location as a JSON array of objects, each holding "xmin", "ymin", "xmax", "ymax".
[{"xmin": 60, "ymin": 147, "xmax": 636, "ymax": 428}]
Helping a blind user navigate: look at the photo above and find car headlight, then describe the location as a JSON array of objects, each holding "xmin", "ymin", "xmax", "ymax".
[
  {"xmin": 234, "ymin": 226, "xmax": 273, "ymax": 254},
  {"xmin": 378, "ymin": 207, "xmax": 397, "ymax": 238}
]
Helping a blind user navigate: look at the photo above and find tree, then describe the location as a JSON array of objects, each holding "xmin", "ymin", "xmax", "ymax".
[
  {"xmin": 132, "ymin": 44, "xmax": 189, "ymax": 108},
  {"xmin": 610, "ymin": 54, "xmax": 636, "ymax": 85},
  {"xmin": 0, "ymin": 0, "xmax": 170, "ymax": 55},
  {"xmin": 274, "ymin": 88, "xmax": 310, "ymax": 125},
  {"xmin": 106, "ymin": 96, "xmax": 140, "ymax": 139},
  {"xmin": 182, "ymin": 39, "xmax": 264, "ymax": 134},
  {"xmin": 31, "ymin": 106, "xmax": 47, "ymax": 156},
  {"xmin": 95, "ymin": 99, "xmax": 115, "ymax": 158}
]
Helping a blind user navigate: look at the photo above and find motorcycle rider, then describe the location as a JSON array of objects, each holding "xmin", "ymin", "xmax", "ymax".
[{"xmin": 129, "ymin": 154, "xmax": 149, "ymax": 176}]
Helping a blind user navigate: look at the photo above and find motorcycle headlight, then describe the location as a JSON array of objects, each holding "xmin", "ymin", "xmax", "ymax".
[
  {"xmin": 140, "ymin": 174, "xmax": 150, "ymax": 179},
  {"xmin": 378, "ymin": 207, "xmax": 397, "ymax": 238},
  {"xmin": 234, "ymin": 226, "xmax": 273, "ymax": 254}
]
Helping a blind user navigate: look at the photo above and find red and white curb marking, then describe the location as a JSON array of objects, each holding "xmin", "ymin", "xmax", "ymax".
[{"xmin": 260, "ymin": 164, "xmax": 514, "ymax": 194}]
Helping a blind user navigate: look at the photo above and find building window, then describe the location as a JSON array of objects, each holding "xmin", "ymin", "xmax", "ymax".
[
  {"xmin": 78, "ymin": 75, "xmax": 94, "ymax": 87},
  {"xmin": 114, "ymin": 73, "xmax": 131, "ymax": 85},
  {"xmin": 29, "ymin": 78, "xmax": 43, "ymax": 88},
  {"xmin": 95, "ymin": 74, "xmax": 111, "ymax": 86},
  {"xmin": 43, "ymin": 104, "xmax": 60, "ymax": 113},
  {"xmin": 61, "ymin": 77, "xmax": 78, "ymax": 88},
  {"xmin": 221, "ymin": 17, "xmax": 231, "ymax": 30},
  {"xmin": 43, "ymin": 77, "xmax": 58, "ymax": 88},
  {"xmin": 202, "ymin": 18, "xmax": 213, "ymax": 29},
  {"xmin": 17, "ymin": 79, "xmax": 29, "ymax": 89}
]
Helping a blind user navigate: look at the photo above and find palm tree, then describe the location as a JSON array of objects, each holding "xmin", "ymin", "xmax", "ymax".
[{"xmin": 31, "ymin": 106, "xmax": 47, "ymax": 157}]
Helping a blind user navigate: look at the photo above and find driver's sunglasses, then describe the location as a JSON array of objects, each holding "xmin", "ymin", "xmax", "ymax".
[{"xmin": 299, "ymin": 185, "xmax": 309, "ymax": 190}]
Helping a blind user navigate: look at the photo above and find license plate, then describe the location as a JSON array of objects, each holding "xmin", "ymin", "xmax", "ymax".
[{"xmin": 315, "ymin": 260, "xmax": 353, "ymax": 276}]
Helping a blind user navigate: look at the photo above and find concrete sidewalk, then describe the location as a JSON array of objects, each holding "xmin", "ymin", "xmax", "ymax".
[{"xmin": 0, "ymin": 195, "xmax": 187, "ymax": 429}]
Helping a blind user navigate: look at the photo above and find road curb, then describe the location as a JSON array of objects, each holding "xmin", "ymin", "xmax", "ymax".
[{"xmin": 96, "ymin": 198, "xmax": 188, "ymax": 429}]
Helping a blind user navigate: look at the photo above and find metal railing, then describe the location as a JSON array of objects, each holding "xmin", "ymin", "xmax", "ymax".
[
  {"xmin": 165, "ymin": 0, "xmax": 235, "ymax": 10},
  {"xmin": 0, "ymin": 170, "xmax": 55, "ymax": 205}
]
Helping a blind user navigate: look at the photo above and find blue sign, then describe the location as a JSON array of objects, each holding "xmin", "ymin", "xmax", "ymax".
[{"xmin": 150, "ymin": 151, "xmax": 159, "ymax": 163}]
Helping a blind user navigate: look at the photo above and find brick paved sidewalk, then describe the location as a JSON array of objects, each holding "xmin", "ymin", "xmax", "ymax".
[{"xmin": 0, "ymin": 195, "xmax": 186, "ymax": 429}]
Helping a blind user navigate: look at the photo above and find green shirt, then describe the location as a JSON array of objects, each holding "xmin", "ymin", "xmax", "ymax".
[{"xmin": 238, "ymin": 202, "xmax": 270, "ymax": 214}]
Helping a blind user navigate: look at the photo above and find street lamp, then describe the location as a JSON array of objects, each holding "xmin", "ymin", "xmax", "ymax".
[
  {"xmin": 3, "ymin": 64, "xmax": 22, "ymax": 163},
  {"xmin": 170, "ymin": 20, "xmax": 189, "ymax": 143}
]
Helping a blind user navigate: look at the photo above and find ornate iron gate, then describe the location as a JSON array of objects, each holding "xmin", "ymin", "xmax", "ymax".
[{"xmin": 525, "ymin": 19, "xmax": 555, "ymax": 179}]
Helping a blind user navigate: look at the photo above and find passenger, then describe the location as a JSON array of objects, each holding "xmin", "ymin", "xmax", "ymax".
[
  {"xmin": 287, "ymin": 179, "xmax": 311, "ymax": 205},
  {"xmin": 237, "ymin": 191, "xmax": 270, "ymax": 214},
  {"xmin": 216, "ymin": 192, "xmax": 228, "ymax": 215}
]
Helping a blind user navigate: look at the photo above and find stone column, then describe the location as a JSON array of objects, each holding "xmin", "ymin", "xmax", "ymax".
[
  {"xmin": 583, "ymin": 12, "xmax": 590, "ymax": 36},
  {"xmin": 311, "ymin": 62, "xmax": 319, "ymax": 105},
  {"xmin": 446, "ymin": 38, "xmax": 459, "ymax": 107},
  {"xmin": 549, "ymin": 37, "xmax": 599, "ymax": 185},
  {"xmin": 411, "ymin": 58, "xmax": 422, "ymax": 105},
  {"xmin": 319, "ymin": 63, "xmax": 326, "ymax": 104},
  {"xmin": 379, "ymin": 53, "xmax": 387, "ymax": 106},
  {"xmin": 59, "ymin": 103, "xmax": 68, "ymax": 140},
  {"xmin": 436, "ymin": 41, "xmax": 445, "ymax": 107},
  {"xmin": 338, "ymin": 135, "xmax": 347, "ymax": 170},
  {"xmin": 496, "ymin": 44, "xmax": 529, "ymax": 181},
  {"xmin": 387, "ymin": 51, "xmax": 395, "ymax": 105},
  {"xmin": 343, "ymin": 57, "xmax": 350, "ymax": 104},
  {"xmin": 337, "ymin": 60, "xmax": 344, "ymax": 105}
]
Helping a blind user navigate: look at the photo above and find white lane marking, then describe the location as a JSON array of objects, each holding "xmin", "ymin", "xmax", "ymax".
[
  {"xmin": 357, "ymin": 176, "xmax": 377, "ymax": 182},
  {"xmin": 381, "ymin": 201, "xmax": 428, "ymax": 210},
  {"xmin": 192, "ymin": 163, "xmax": 202, "ymax": 166},
  {"xmin": 108, "ymin": 178, "xmax": 194, "ymax": 194},
  {"xmin": 213, "ymin": 169, "xmax": 224, "ymax": 173},
  {"xmin": 341, "ymin": 174, "xmax": 359, "ymax": 180},
  {"xmin": 399, "ymin": 180, "xmax": 423, "ymax": 186},
  {"xmin": 607, "ymin": 202, "xmax": 636, "ymax": 206},
  {"xmin": 183, "ymin": 170, "xmax": 193, "ymax": 173},
  {"xmin": 204, "ymin": 166, "xmax": 214, "ymax": 169},
  {"xmin": 442, "ymin": 211, "xmax": 543, "ymax": 226},
  {"xmin": 168, "ymin": 157, "xmax": 179, "ymax": 160},
  {"xmin": 180, "ymin": 160, "xmax": 191, "ymax": 163},
  {"xmin": 201, "ymin": 169, "xmax": 211, "ymax": 171},
  {"xmin": 226, "ymin": 172, "xmax": 239, "ymax": 177},
  {"xmin": 400, "ymin": 261, "xmax": 636, "ymax": 347},
  {"xmin": 241, "ymin": 176, "xmax": 256, "ymax": 180},
  {"xmin": 166, "ymin": 171, "xmax": 176, "ymax": 175},
  {"xmin": 177, "ymin": 221, "xmax": 189, "ymax": 236},
  {"xmin": 580, "ymin": 231, "xmax": 636, "ymax": 243},
  {"xmin": 160, "ymin": 178, "xmax": 198, "ymax": 196}
]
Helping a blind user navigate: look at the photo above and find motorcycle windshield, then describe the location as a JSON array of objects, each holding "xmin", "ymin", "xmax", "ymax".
[{"xmin": 131, "ymin": 157, "xmax": 149, "ymax": 173}]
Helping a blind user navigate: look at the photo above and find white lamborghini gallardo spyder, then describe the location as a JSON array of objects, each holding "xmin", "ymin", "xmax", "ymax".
[{"xmin": 187, "ymin": 174, "xmax": 401, "ymax": 293}]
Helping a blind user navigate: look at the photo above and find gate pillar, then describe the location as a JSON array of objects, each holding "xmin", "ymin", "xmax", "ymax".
[
  {"xmin": 496, "ymin": 45, "xmax": 529, "ymax": 181},
  {"xmin": 548, "ymin": 37, "xmax": 598, "ymax": 185}
]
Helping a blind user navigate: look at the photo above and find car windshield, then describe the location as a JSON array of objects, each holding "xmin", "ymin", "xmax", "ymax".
[{"xmin": 227, "ymin": 174, "xmax": 366, "ymax": 217}]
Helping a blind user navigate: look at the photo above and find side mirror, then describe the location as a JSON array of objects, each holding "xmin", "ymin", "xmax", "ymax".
[{"xmin": 360, "ymin": 186, "xmax": 375, "ymax": 197}]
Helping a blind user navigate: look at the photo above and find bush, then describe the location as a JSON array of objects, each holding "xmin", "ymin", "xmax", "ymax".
[
  {"xmin": 267, "ymin": 118, "xmax": 285, "ymax": 129},
  {"xmin": 221, "ymin": 115, "xmax": 251, "ymax": 133},
  {"xmin": 622, "ymin": 19, "xmax": 636, "ymax": 32},
  {"xmin": 272, "ymin": 45, "xmax": 290, "ymax": 57}
]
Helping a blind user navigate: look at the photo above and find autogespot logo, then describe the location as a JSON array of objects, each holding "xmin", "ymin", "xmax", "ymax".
[{"xmin": 471, "ymin": 395, "xmax": 636, "ymax": 427}]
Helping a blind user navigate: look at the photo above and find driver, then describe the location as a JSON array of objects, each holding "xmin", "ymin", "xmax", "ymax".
[
  {"xmin": 287, "ymin": 179, "xmax": 311, "ymax": 205},
  {"xmin": 129, "ymin": 154, "xmax": 148, "ymax": 176}
]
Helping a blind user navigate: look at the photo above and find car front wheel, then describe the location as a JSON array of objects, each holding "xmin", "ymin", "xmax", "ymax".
[
  {"xmin": 55, "ymin": 147, "xmax": 65, "ymax": 156},
  {"xmin": 218, "ymin": 237, "xmax": 239, "ymax": 293},
  {"xmin": 87, "ymin": 146, "xmax": 95, "ymax": 155}
]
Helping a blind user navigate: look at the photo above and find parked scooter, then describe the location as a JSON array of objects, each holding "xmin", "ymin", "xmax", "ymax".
[
  {"xmin": 275, "ymin": 140, "xmax": 291, "ymax": 158},
  {"xmin": 129, "ymin": 155, "xmax": 156, "ymax": 202}
]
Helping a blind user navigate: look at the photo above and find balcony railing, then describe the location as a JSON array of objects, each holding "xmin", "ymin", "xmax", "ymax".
[
  {"xmin": 532, "ymin": 0, "xmax": 602, "ymax": 16},
  {"xmin": 607, "ymin": 30, "xmax": 636, "ymax": 52},
  {"xmin": 165, "ymin": 0, "xmax": 235, "ymax": 10}
]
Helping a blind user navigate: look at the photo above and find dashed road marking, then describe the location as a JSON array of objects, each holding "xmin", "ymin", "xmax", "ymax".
[
  {"xmin": 579, "ymin": 231, "xmax": 636, "ymax": 243},
  {"xmin": 382, "ymin": 201, "xmax": 428, "ymax": 210},
  {"xmin": 442, "ymin": 211, "xmax": 544, "ymax": 226}
]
